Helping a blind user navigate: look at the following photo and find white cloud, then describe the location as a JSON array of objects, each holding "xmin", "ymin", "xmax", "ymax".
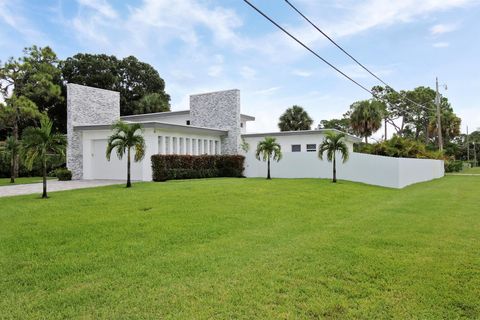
[
  {"xmin": 240, "ymin": 66, "xmax": 256, "ymax": 79},
  {"xmin": 77, "ymin": 0, "xmax": 117, "ymax": 19},
  {"xmin": 278, "ymin": 0, "xmax": 473, "ymax": 50},
  {"xmin": 433, "ymin": 42, "xmax": 450, "ymax": 48},
  {"xmin": 0, "ymin": 0, "xmax": 46, "ymax": 42},
  {"xmin": 430, "ymin": 23, "xmax": 458, "ymax": 35},
  {"xmin": 292, "ymin": 69, "xmax": 312, "ymax": 77},
  {"xmin": 126, "ymin": 0, "xmax": 243, "ymax": 48},
  {"xmin": 207, "ymin": 65, "xmax": 223, "ymax": 77},
  {"xmin": 254, "ymin": 86, "xmax": 281, "ymax": 95},
  {"xmin": 338, "ymin": 64, "xmax": 393, "ymax": 79}
]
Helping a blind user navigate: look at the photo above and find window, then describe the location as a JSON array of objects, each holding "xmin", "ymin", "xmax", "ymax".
[
  {"xmin": 306, "ymin": 144, "xmax": 316, "ymax": 152},
  {"xmin": 240, "ymin": 122, "xmax": 244, "ymax": 128},
  {"xmin": 291, "ymin": 144, "xmax": 301, "ymax": 152},
  {"xmin": 186, "ymin": 120, "xmax": 190, "ymax": 125}
]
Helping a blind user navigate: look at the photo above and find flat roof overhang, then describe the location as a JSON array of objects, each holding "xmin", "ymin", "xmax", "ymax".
[
  {"xmin": 74, "ymin": 121, "xmax": 228, "ymax": 136},
  {"xmin": 242, "ymin": 129, "xmax": 362, "ymax": 142}
]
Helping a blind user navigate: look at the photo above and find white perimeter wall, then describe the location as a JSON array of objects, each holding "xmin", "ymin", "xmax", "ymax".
[{"xmin": 243, "ymin": 135, "xmax": 444, "ymax": 188}]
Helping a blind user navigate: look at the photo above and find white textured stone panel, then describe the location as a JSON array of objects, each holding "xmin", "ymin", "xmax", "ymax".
[
  {"xmin": 67, "ymin": 84, "xmax": 120, "ymax": 179},
  {"xmin": 190, "ymin": 89, "xmax": 241, "ymax": 155}
]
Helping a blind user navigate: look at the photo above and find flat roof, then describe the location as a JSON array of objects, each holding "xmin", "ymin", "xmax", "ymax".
[
  {"xmin": 242, "ymin": 129, "xmax": 362, "ymax": 142},
  {"xmin": 74, "ymin": 121, "xmax": 228, "ymax": 135},
  {"xmin": 121, "ymin": 110, "xmax": 255, "ymax": 121}
]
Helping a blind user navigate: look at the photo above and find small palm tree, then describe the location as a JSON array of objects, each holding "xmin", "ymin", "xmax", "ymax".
[
  {"xmin": 255, "ymin": 137, "xmax": 282, "ymax": 179},
  {"xmin": 106, "ymin": 121, "xmax": 145, "ymax": 188},
  {"xmin": 318, "ymin": 131, "xmax": 349, "ymax": 183},
  {"xmin": 22, "ymin": 118, "xmax": 67, "ymax": 198},
  {"xmin": 0, "ymin": 136, "xmax": 20, "ymax": 183}
]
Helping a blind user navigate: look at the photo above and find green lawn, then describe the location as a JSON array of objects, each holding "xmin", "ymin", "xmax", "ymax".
[
  {"xmin": 461, "ymin": 166, "xmax": 480, "ymax": 174},
  {"xmin": 0, "ymin": 176, "xmax": 54, "ymax": 186},
  {"xmin": 1, "ymin": 177, "xmax": 479, "ymax": 319}
]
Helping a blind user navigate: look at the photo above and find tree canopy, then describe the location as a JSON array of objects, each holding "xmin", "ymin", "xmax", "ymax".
[
  {"xmin": 349, "ymin": 99, "xmax": 384, "ymax": 143},
  {"xmin": 278, "ymin": 105, "xmax": 313, "ymax": 131},
  {"xmin": 60, "ymin": 53, "xmax": 171, "ymax": 116}
]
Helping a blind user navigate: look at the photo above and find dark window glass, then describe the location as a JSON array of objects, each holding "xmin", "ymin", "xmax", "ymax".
[
  {"xmin": 291, "ymin": 144, "xmax": 301, "ymax": 152},
  {"xmin": 306, "ymin": 144, "xmax": 316, "ymax": 152},
  {"xmin": 186, "ymin": 120, "xmax": 190, "ymax": 125}
]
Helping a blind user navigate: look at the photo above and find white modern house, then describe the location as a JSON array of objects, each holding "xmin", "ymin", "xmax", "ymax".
[{"xmin": 67, "ymin": 84, "xmax": 444, "ymax": 188}]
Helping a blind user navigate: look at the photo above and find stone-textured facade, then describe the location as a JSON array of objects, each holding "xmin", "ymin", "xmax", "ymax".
[
  {"xmin": 190, "ymin": 89, "xmax": 241, "ymax": 155},
  {"xmin": 67, "ymin": 84, "xmax": 120, "ymax": 179}
]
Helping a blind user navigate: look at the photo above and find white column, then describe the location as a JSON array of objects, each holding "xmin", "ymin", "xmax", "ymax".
[
  {"xmin": 198, "ymin": 139, "xmax": 203, "ymax": 154},
  {"xmin": 158, "ymin": 136, "xmax": 165, "ymax": 154}
]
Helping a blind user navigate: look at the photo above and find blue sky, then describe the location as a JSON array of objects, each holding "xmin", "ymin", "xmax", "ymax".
[{"xmin": 1, "ymin": 0, "xmax": 479, "ymax": 137}]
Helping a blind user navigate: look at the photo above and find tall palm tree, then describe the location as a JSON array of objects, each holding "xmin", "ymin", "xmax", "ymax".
[
  {"xmin": 318, "ymin": 131, "xmax": 349, "ymax": 183},
  {"xmin": 0, "ymin": 136, "xmax": 20, "ymax": 183},
  {"xmin": 255, "ymin": 137, "xmax": 282, "ymax": 179},
  {"xmin": 349, "ymin": 100, "xmax": 384, "ymax": 143},
  {"xmin": 106, "ymin": 121, "xmax": 145, "ymax": 188},
  {"xmin": 278, "ymin": 105, "xmax": 313, "ymax": 131},
  {"xmin": 22, "ymin": 118, "xmax": 67, "ymax": 198}
]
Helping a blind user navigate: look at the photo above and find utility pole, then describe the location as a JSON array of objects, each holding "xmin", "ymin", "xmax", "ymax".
[{"xmin": 435, "ymin": 77, "xmax": 444, "ymax": 152}]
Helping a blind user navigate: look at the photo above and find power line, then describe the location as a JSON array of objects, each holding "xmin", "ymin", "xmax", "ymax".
[
  {"xmin": 242, "ymin": 0, "xmax": 374, "ymax": 96},
  {"xmin": 283, "ymin": 0, "xmax": 436, "ymax": 112}
]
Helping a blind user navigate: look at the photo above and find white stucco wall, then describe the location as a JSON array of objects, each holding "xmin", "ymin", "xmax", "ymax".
[
  {"xmin": 80, "ymin": 127, "xmax": 224, "ymax": 181},
  {"xmin": 242, "ymin": 134, "xmax": 444, "ymax": 188},
  {"xmin": 242, "ymin": 132, "xmax": 356, "ymax": 154}
]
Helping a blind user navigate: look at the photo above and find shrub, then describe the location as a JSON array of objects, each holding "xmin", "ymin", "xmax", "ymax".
[
  {"xmin": 355, "ymin": 136, "xmax": 443, "ymax": 159},
  {"xmin": 444, "ymin": 160, "xmax": 463, "ymax": 173},
  {"xmin": 55, "ymin": 168, "xmax": 72, "ymax": 181},
  {"xmin": 151, "ymin": 155, "xmax": 245, "ymax": 181}
]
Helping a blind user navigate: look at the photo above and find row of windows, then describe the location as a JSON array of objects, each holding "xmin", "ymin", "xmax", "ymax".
[
  {"xmin": 158, "ymin": 136, "xmax": 220, "ymax": 155},
  {"xmin": 291, "ymin": 144, "xmax": 317, "ymax": 152}
]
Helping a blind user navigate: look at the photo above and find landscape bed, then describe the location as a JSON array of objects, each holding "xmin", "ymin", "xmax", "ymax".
[{"xmin": 0, "ymin": 176, "xmax": 479, "ymax": 318}]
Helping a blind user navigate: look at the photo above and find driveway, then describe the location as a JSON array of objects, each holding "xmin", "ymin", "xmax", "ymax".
[{"xmin": 0, "ymin": 180, "xmax": 125, "ymax": 198}]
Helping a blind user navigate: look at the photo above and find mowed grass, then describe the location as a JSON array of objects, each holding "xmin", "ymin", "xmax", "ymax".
[
  {"xmin": 0, "ymin": 176, "xmax": 54, "ymax": 186},
  {"xmin": 1, "ymin": 177, "xmax": 479, "ymax": 319},
  {"xmin": 462, "ymin": 166, "xmax": 480, "ymax": 174}
]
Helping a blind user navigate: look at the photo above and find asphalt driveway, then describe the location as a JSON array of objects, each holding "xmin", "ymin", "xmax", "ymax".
[{"xmin": 0, "ymin": 180, "xmax": 125, "ymax": 198}]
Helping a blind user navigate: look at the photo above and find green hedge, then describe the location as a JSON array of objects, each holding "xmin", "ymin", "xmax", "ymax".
[
  {"xmin": 151, "ymin": 155, "xmax": 245, "ymax": 181},
  {"xmin": 55, "ymin": 168, "xmax": 72, "ymax": 181},
  {"xmin": 444, "ymin": 160, "xmax": 463, "ymax": 173}
]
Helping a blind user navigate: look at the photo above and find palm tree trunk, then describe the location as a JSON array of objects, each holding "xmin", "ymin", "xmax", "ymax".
[
  {"xmin": 332, "ymin": 155, "xmax": 337, "ymax": 183},
  {"xmin": 126, "ymin": 147, "xmax": 131, "ymax": 188},
  {"xmin": 10, "ymin": 153, "xmax": 15, "ymax": 184},
  {"xmin": 42, "ymin": 156, "xmax": 47, "ymax": 198},
  {"xmin": 365, "ymin": 136, "xmax": 368, "ymax": 144},
  {"xmin": 384, "ymin": 118, "xmax": 388, "ymax": 141},
  {"xmin": 13, "ymin": 122, "xmax": 19, "ymax": 179},
  {"xmin": 267, "ymin": 158, "xmax": 271, "ymax": 180}
]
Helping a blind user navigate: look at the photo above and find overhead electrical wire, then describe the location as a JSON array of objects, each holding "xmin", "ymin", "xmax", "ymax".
[
  {"xmin": 242, "ymin": 0, "xmax": 374, "ymax": 96},
  {"xmin": 243, "ymin": 0, "xmax": 435, "ymax": 112},
  {"xmin": 283, "ymin": 0, "xmax": 436, "ymax": 112}
]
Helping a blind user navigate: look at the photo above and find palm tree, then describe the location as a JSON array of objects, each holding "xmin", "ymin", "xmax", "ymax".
[
  {"xmin": 318, "ymin": 131, "xmax": 349, "ymax": 183},
  {"xmin": 278, "ymin": 105, "xmax": 313, "ymax": 131},
  {"xmin": 349, "ymin": 100, "xmax": 384, "ymax": 143},
  {"xmin": 255, "ymin": 137, "xmax": 282, "ymax": 179},
  {"xmin": 0, "ymin": 136, "xmax": 20, "ymax": 183},
  {"xmin": 22, "ymin": 118, "xmax": 67, "ymax": 198},
  {"xmin": 106, "ymin": 121, "xmax": 145, "ymax": 188}
]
